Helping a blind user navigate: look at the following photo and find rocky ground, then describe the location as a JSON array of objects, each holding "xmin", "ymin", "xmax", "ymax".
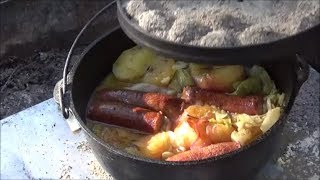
[{"xmin": 0, "ymin": 48, "xmax": 83, "ymax": 119}]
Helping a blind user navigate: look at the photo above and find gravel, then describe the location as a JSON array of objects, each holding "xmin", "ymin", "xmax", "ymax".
[
  {"xmin": 0, "ymin": 48, "xmax": 83, "ymax": 119},
  {"xmin": 123, "ymin": 0, "xmax": 320, "ymax": 47}
]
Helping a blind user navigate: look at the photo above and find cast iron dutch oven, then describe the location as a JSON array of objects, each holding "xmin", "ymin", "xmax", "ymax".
[
  {"xmin": 56, "ymin": 1, "xmax": 313, "ymax": 180},
  {"xmin": 63, "ymin": 27, "xmax": 308, "ymax": 180}
]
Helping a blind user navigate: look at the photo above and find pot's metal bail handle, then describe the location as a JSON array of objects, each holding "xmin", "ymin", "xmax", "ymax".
[
  {"xmin": 55, "ymin": 1, "xmax": 116, "ymax": 130},
  {"xmin": 54, "ymin": 78, "xmax": 80, "ymax": 132}
]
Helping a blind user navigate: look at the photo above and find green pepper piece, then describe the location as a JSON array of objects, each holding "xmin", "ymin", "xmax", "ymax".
[
  {"xmin": 232, "ymin": 77, "xmax": 262, "ymax": 96},
  {"xmin": 168, "ymin": 73, "xmax": 181, "ymax": 92},
  {"xmin": 249, "ymin": 65, "xmax": 276, "ymax": 95},
  {"xmin": 169, "ymin": 69, "xmax": 194, "ymax": 92},
  {"xmin": 178, "ymin": 69, "xmax": 194, "ymax": 86},
  {"xmin": 232, "ymin": 81, "xmax": 242, "ymax": 90}
]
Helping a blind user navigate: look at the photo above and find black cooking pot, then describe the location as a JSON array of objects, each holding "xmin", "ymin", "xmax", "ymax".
[{"xmin": 63, "ymin": 26, "xmax": 309, "ymax": 180}]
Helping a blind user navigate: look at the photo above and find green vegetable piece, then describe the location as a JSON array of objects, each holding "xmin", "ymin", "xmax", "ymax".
[
  {"xmin": 178, "ymin": 69, "xmax": 194, "ymax": 86},
  {"xmin": 232, "ymin": 77, "xmax": 262, "ymax": 96},
  {"xmin": 168, "ymin": 73, "xmax": 181, "ymax": 92},
  {"xmin": 169, "ymin": 69, "xmax": 194, "ymax": 92},
  {"xmin": 232, "ymin": 81, "xmax": 242, "ymax": 89},
  {"xmin": 249, "ymin": 65, "xmax": 276, "ymax": 95}
]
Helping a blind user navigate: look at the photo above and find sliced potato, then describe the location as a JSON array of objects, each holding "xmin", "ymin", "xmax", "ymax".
[
  {"xmin": 142, "ymin": 56, "xmax": 176, "ymax": 86},
  {"xmin": 189, "ymin": 64, "xmax": 245, "ymax": 92},
  {"xmin": 112, "ymin": 46, "xmax": 155, "ymax": 81}
]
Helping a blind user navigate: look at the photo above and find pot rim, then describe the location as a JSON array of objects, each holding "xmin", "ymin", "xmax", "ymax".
[{"xmin": 69, "ymin": 27, "xmax": 302, "ymax": 166}]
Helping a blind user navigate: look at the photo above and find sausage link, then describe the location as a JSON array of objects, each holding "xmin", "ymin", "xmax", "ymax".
[
  {"xmin": 166, "ymin": 142, "xmax": 241, "ymax": 162},
  {"xmin": 182, "ymin": 87, "xmax": 263, "ymax": 115},
  {"xmin": 96, "ymin": 89, "xmax": 185, "ymax": 121},
  {"xmin": 87, "ymin": 100, "xmax": 163, "ymax": 133}
]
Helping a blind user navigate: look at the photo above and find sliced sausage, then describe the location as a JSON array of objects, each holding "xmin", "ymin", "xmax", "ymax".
[
  {"xmin": 87, "ymin": 100, "xmax": 163, "ymax": 134},
  {"xmin": 166, "ymin": 142, "xmax": 241, "ymax": 162},
  {"xmin": 182, "ymin": 87, "xmax": 263, "ymax": 115}
]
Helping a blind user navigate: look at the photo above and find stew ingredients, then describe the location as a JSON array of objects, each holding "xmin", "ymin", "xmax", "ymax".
[{"xmin": 87, "ymin": 46, "xmax": 285, "ymax": 161}]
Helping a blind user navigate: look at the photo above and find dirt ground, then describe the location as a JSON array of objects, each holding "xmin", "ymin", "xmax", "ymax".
[{"xmin": 0, "ymin": 48, "xmax": 83, "ymax": 119}]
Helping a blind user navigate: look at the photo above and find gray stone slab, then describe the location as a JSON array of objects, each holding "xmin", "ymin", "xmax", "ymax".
[{"xmin": 0, "ymin": 99, "xmax": 112, "ymax": 179}]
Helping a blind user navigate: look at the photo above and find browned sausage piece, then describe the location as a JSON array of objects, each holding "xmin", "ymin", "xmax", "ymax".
[
  {"xmin": 87, "ymin": 100, "xmax": 163, "ymax": 134},
  {"xmin": 181, "ymin": 87, "xmax": 263, "ymax": 115},
  {"xmin": 166, "ymin": 142, "xmax": 241, "ymax": 162},
  {"xmin": 95, "ymin": 89, "xmax": 185, "ymax": 122}
]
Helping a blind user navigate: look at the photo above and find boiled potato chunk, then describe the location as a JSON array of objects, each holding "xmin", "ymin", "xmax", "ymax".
[
  {"xmin": 142, "ymin": 57, "xmax": 176, "ymax": 86},
  {"xmin": 112, "ymin": 46, "xmax": 155, "ymax": 81},
  {"xmin": 189, "ymin": 64, "xmax": 245, "ymax": 92},
  {"xmin": 174, "ymin": 121, "xmax": 198, "ymax": 149},
  {"xmin": 134, "ymin": 132, "xmax": 172, "ymax": 159},
  {"xmin": 206, "ymin": 124, "xmax": 235, "ymax": 144}
]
